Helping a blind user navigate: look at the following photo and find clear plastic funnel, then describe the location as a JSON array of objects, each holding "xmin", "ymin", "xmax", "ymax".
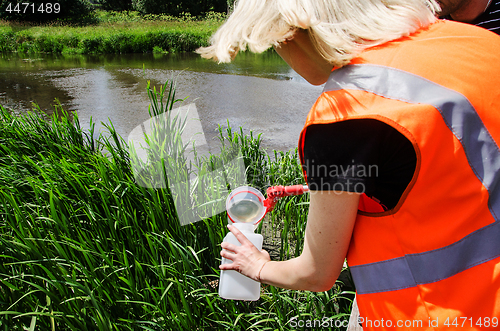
[{"xmin": 226, "ymin": 186, "xmax": 266, "ymax": 225}]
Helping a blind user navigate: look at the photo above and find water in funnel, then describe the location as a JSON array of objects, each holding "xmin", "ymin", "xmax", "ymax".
[{"xmin": 228, "ymin": 199, "xmax": 265, "ymax": 223}]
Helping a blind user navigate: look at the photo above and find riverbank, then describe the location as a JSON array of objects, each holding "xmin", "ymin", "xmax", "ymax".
[
  {"xmin": 0, "ymin": 10, "xmax": 224, "ymax": 54},
  {"xmin": 0, "ymin": 79, "xmax": 353, "ymax": 329}
]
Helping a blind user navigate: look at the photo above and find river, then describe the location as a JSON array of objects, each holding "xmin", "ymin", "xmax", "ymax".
[{"xmin": 0, "ymin": 51, "xmax": 324, "ymax": 152}]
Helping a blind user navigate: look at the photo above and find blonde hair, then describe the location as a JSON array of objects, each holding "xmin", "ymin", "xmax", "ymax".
[{"xmin": 197, "ymin": 0, "xmax": 440, "ymax": 67}]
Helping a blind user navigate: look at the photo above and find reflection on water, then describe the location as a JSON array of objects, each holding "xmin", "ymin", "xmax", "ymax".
[{"xmin": 0, "ymin": 52, "xmax": 323, "ymax": 151}]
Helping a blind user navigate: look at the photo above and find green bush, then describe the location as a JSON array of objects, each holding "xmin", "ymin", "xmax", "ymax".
[
  {"xmin": 0, "ymin": 31, "xmax": 16, "ymax": 52},
  {"xmin": 132, "ymin": 0, "xmax": 227, "ymax": 16},
  {"xmin": 95, "ymin": 0, "xmax": 133, "ymax": 11},
  {"xmin": 0, "ymin": 0, "xmax": 94, "ymax": 23}
]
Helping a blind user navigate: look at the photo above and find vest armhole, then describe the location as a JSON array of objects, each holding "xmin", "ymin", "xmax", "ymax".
[
  {"xmin": 356, "ymin": 115, "xmax": 421, "ymax": 217},
  {"xmin": 299, "ymin": 114, "xmax": 421, "ymax": 217}
]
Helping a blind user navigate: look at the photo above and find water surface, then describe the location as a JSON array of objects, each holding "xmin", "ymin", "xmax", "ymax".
[{"xmin": 0, "ymin": 52, "xmax": 324, "ymax": 152}]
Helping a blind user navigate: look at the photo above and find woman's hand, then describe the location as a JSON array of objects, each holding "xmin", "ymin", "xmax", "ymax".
[{"xmin": 220, "ymin": 224, "xmax": 271, "ymax": 282}]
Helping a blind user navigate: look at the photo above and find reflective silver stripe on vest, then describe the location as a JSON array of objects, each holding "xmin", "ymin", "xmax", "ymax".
[{"xmin": 324, "ymin": 64, "xmax": 500, "ymax": 294}]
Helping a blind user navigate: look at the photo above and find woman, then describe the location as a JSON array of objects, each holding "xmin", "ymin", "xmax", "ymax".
[{"xmin": 197, "ymin": 0, "xmax": 500, "ymax": 329}]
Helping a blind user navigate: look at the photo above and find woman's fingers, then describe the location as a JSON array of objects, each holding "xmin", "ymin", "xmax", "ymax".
[
  {"xmin": 220, "ymin": 241, "xmax": 238, "ymax": 253},
  {"xmin": 220, "ymin": 246, "xmax": 238, "ymax": 260},
  {"xmin": 227, "ymin": 224, "xmax": 251, "ymax": 244}
]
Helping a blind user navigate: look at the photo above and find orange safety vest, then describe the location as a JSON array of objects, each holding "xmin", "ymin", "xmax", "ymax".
[{"xmin": 299, "ymin": 20, "xmax": 500, "ymax": 330}]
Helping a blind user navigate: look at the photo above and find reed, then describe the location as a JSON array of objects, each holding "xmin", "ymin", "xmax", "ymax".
[{"xmin": 0, "ymin": 79, "xmax": 353, "ymax": 330}]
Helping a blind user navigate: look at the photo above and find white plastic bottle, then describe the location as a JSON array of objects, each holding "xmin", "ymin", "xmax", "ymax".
[{"xmin": 219, "ymin": 222, "xmax": 263, "ymax": 301}]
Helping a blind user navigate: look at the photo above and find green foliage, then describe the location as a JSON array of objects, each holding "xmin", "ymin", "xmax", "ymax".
[
  {"xmin": 95, "ymin": 0, "xmax": 133, "ymax": 11},
  {"xmin": 0, "ymin": 13, "xmax": 220, "ymax": 54},
  {"xmin": 64, "ymin": 30, "xmax": 209, "ymax": 54},
  {"xmin": 95, "ymin": 9, "xmax": 144, "ymax": 22},
  {"xmin": 0, "ymin": 0, "xmax": 94, "ymax": 23},
  {"xmin": 132, "ymin": 0, "xmax": 227, "ymax": 16}
]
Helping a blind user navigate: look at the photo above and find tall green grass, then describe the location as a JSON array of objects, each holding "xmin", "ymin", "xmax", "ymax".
[{"xmin": 0, "ymin": 79, "xmax": 353, "ymax": 330}]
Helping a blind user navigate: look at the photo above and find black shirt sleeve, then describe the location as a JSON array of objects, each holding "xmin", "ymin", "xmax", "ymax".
[{"xmin": 302, "ymin": 119, "xmax": 417, "ymax": 210}]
